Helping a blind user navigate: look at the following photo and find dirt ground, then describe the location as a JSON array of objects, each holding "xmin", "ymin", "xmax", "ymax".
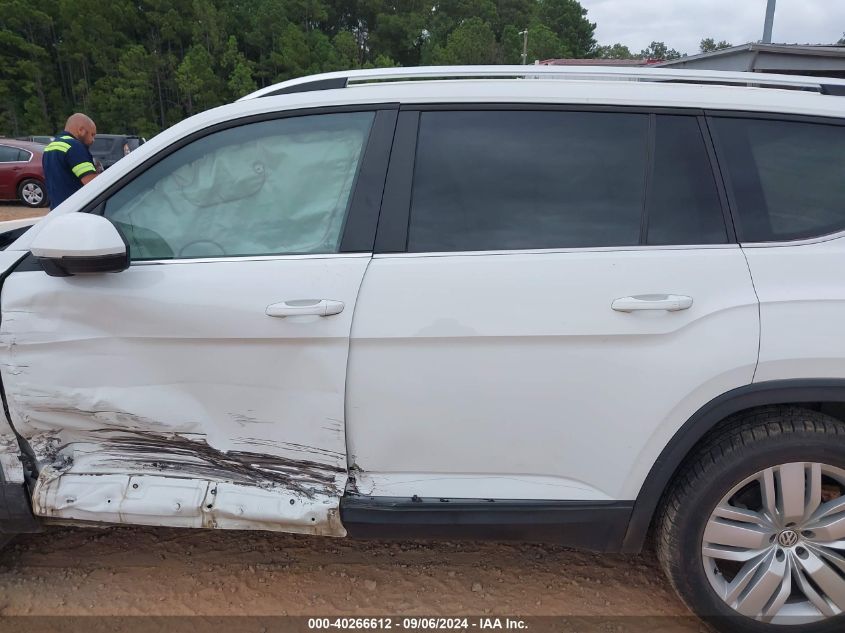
[
  {"xmin": 0, "ymin": 525, "xmax": 705, "ymax": 632},
  {"xmin": 0, "ymin": 202, "xmax": 48, "ymax": 221}
]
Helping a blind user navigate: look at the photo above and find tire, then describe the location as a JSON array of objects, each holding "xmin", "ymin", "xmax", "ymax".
[
  {"xmin": 656, "ymin": 406, "xmax": 845, "ymax": 633},
  {"xmin": 17, "ymin": 179, "xmax": 47, "ymax": 208}
]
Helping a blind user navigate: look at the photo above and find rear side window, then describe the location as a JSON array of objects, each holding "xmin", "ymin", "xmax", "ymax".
[
  {"xmin": 711, "ymin": 117, "xmax": 845, "ymax": 242},
  {"xmin": 407, "ymin": 110, "xmax": 726, "ymax": 252},
  {"xmin": 0, "ymin": 146, "xmax": 19, "ymax": 162}
]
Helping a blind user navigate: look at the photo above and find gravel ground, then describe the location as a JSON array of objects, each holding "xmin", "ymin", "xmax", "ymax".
[
  {"xmin": 0, "ymin": 525, "xmax": 704, "ymax": 631},
  {"xmin": 0, "ymin": 202, "xmax": 48, "ymax": 222}
]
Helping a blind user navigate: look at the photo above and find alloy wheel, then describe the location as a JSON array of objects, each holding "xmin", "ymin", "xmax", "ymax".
[
  {"xmin": 702, "ymin": 462, "xmax": 845, "ymax": 625},
  {"xmin": 21, "ymin": 182, "xmax": 44, "ymax": 206}
]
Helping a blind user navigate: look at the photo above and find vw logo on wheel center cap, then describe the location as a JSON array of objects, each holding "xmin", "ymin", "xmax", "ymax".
[{"xmin": 778, "ymin": 529, "xmax": 800, "ymax": 547}]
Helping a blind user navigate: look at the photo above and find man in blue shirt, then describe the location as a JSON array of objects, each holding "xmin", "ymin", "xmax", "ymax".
[{"xmin": 42, "ymin": 113, "xmax": 99, "ymax": 209}]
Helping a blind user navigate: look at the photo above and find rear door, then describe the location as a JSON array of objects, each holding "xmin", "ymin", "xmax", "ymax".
[
  {"xmin": 0, "ymin": 107, "xmax": 396, "ymax": 535},
  {"xmin": 0, "ymin": 144, "xmax": 21, "ymax": 199},
  {"xmin": 708, "ymin": 114, "xmax": 845, "ymax": 384},
  {"xmin": 347, "ymin": 107, "xmax": 760, "ymax": 504}
]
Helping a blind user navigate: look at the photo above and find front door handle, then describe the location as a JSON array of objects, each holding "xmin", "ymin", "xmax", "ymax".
[
  {"xmin": 611, "ymin": 294, "xmax": 693, "ymax": 312},
  {"xmin": 266, "ymin": 299, "xmax": 345, "ymax": 318}
]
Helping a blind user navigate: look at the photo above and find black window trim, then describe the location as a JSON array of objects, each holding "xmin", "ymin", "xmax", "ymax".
[
  {"xmin": 639, "ymin": 114, "xmax": 657, "ymax": 244},
  {"xmin": 82, "ymin": 103, "xmax": 399, "ymax": 260},
  {"xmin": 402, "ymin": 103, "xmax": 706, "ymax": 116},
  {"xmin": 699, "ymin": 115, "xmax": 738, "ymax": 244},
  {"xmin": 375, "ymin": 103, "xmax": 735, "ymax": 254},
  {"xmin": 374, "ymin": 110, "xmax": 419, "ymax": 253},
  {"xmin": 339, "ymin": 108, "xmax": 397, "ymax": 252},
  {"xmin": 706, "ymin": 110, "xmax": 845, "ymax": 244},
  {"xmin": 704, "ymin": 109, "xmax": 845, "ymax": 127}
]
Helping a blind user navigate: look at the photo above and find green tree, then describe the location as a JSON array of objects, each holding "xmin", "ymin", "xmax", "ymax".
[
  {"xmin": 699, "ymin": 38, "xmax": 732, "ymax": 53},
  {"xmin": 176, "ymin": 44, "xmax": 222, "ymax": 114},
  {"xmin": 500, "ymin": 24, "xmax": 524, "ymax": 63},
  {"xmin": 0, "ymin": 0, "xmax": 603, "ymax": 136},
  {"xmin": 222, "ymin": 35, "xmax": 256, "ymax": 99},
  {"xmin": 285, "ymin": 0, "xmax": 329, "ymax": 31},
  {"xmin": 273, "ymin": 22, "xmax": 311, "ymax": 78},
  {"xmin": 0, "ymin": 0, "xmax": 60, "ymax": 133},
  {"xmin": 525, "ymin": 22, "xmax": 567, "ymax": 62},
  {"xmin": 428, "ymin": 0, "xmax": 498, "ymax": 48},
  {"xmin": 494, "ymin": 0, "xmax": 534, "ymax": 37},
  {"xmin": 333, "ymin": 31, "xmax": 360, "ymax": 68},
  {"xmin": 436, "ymin": 17, "xmax": 498, "ymax": 65},
  {"xmin": 594, "ymin": 43, "xmax": 635, "ymax": 59},
  {"xmin": 641, "ymin": 41, "xmax": 682, "ymax": 60},
  {"xmin": 192, "ymin": 0, "xmax": 224, "ymax": 55},
  {"xmin": 369, "ymin": 9, "xmax": 427, "ymax": 67},
  {"xmin": 534, "ymin": 0, "xmax": 595, "ymax": 57},
  {"xmin": 228, "ymin": 61, "xmax": 256, "ymax": 99},
  {"xmin": 371, "ymin": 53, "xmax": 399, "ymax": 68},
  {"xmin": 90, "ymin": 45, "xmax": 156, "ymax": 136}
]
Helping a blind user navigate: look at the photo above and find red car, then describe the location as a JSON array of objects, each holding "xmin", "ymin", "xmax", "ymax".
[{"xmin": 0, "ymin": 139, "xmax": 48, "ymax": 208}]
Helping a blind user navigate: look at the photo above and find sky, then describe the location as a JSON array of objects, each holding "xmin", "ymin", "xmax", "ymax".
[{"xmin": 580, "ymin": 0, "xmax": 845, "ymax": 56}]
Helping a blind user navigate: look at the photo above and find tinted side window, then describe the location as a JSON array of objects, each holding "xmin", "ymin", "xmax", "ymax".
[
  {"xmin": 104, "ymin": 112, "xmax": 374, "ymax": 260},
  {"xmin": 408, "ymin": 110, "xmax": 648, "ymax": 252},
  {"xmin": 711, "ymin": 117, "xmax": 845, "ymax": 242},
  {"xmin": 647, "ymin": 116, "xmax": 726, "ymax": 245},
  {"xmin": 90, "ymin": 138, "xmax": 115, "ymax": 153},
  {"xmin": 0, "ymin": 146, "xmax": 20, "ymax": 162}
]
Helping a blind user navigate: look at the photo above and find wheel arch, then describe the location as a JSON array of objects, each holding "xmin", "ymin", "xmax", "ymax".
[
  {"xmin": 15, "ymin": 174, "xmax": 44, "ymax": 189},
  {"xmin": 621, "ymin": 378, "xmax": 845, "ymax": 553}
]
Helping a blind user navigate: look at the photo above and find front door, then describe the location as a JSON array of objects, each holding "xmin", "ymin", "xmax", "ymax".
[{"xmin": 0, "ymin": 108, "xmax": 393, "ymax": 535}]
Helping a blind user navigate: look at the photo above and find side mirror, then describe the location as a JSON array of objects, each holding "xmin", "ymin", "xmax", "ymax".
[{"xmin": 30, "ymin": 213, "xmax": 129, "ymax": 277}]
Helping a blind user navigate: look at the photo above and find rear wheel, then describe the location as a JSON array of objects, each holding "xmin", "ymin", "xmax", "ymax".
[
  {"xmin": 657, "ymin": 407, "xmax": 845, "ymax": 633},
  {"xmin": 17, "ymin": 179, "xmax": 47, "ymax": 208}
]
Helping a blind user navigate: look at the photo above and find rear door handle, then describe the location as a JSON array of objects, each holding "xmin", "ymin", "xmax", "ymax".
[
  {"xmin": 266, "ymin": 299, "xmax": 345, "ymax": 317},
  {"xmin": 611, "ymin": 294, "xmax": 693, "ymax": 312}
]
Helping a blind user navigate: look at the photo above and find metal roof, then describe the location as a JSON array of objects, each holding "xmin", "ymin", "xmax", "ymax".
[{"xmin": 656, "ymin": 43, "xmax": 845, "ymax": 68}]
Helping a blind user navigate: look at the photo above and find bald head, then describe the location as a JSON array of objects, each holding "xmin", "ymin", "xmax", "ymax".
[{"xmin": 65, "ymin": 113, "xmax": 97, "ymax": 147}]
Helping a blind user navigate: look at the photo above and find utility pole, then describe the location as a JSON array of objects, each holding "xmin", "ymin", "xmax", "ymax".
[
  {"xmin": 519, "ymin": 29, "xmax": 528, "ymax": 65},
  {"xmin": 762, "ymin": 0, "xmax": 776, "ymax": 44}
]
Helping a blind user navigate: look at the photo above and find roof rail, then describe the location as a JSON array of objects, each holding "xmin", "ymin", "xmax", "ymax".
[{"xmin": 238, "ymin": 65, "xmax": 845, "ymax": 101}]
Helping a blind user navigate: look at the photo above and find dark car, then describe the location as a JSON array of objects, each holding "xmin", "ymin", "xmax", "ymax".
[
  {"xmin": 89, "ymin": 134, "xmax": 145, "ymax": 169},
  {"xmin": 0, "ymin": 139, "xmax": 48, "ymax": 208}
]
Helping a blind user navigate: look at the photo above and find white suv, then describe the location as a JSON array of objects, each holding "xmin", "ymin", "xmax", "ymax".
[{"xmin": 1, "ymin": 66, "xmax": 845, "ymax": 632}]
